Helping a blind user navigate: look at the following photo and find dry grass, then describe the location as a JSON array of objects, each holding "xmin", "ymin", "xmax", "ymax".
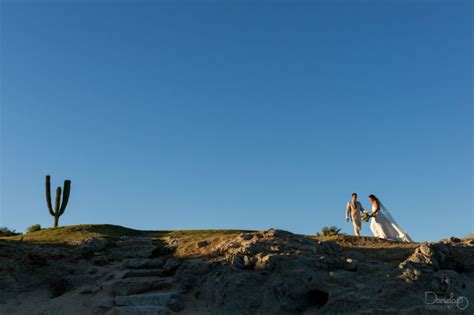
[
  {"xmin": 0, "ymin": 224, "xmax": 144, "ymax": 243},
  {"xmin": 314, "ymin": 234, "xmax": 419, "ymax": 249},
  {"xmin": 0, "ymin": 224, "xmax": 253, "ymax": 244}
]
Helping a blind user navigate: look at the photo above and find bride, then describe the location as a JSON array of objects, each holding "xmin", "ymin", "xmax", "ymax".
[{"xmin": 368, "ymin": 194, "xmax": 413, "ymax": 242}]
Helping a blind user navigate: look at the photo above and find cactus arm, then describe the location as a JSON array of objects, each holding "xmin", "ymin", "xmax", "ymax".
[
  {"xmin": 59, "ymin": 180, "xmax": 71, "ymax": 216},
  {"xmin": 54, "ymin": 187, "xmax": 62, "ymax": 214},
  {"xmin": 45, "ymin": 175, "xmax": 55, "ymax": 216},
  {"xmin": 45, "ymin": 175, "xmax": 71, "ymax": 227}
]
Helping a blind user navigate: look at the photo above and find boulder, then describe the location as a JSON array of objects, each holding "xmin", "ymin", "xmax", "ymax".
[{"xmin": 399, "ymin": 244, "xmax": 439, "ymax": 272}]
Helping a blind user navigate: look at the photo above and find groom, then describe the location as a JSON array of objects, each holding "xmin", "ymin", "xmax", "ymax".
[{"xmin": 345, "ymin": 193, "xmax": 365, "ymax": 236}]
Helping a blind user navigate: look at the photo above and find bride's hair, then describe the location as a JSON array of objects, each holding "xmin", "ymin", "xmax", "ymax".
[{"xmin": 368, "ymin": 194, "xmax": 379, "ymax": 202}]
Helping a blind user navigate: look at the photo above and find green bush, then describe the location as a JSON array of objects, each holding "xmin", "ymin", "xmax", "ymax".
[
  {"xmin": 317, "ymin": 226, "xmax": 342, "ymax": 237},
  {"xmin": 26, "ymin": 224, "xmax": 42, "ymax": 233},
  {"xmin": 0, "ymin": 226, "xmax": 22, "ymax": 237}
]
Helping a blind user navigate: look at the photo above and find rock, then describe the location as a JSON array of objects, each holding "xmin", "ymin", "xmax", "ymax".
[
  {"xmin": 318, "ymin": 255, "xmax": 339, "ymax": 271},
  {"xmin": 105, "ymin": 278, "xmax": 173, "ymax": 296},
  {"xmin": 175, "ymin": 259, "xmax": 208, "ymax": 291},
  {"xmin": 230, "ymin": 254, "xmax": 255, "ymax": 269},
  {"xmin": 163, "ymin": 258, "xmax": 183, "ymax": 273},
  {"xmin": 255, "ymin": 254, "xmax": 283, "ymax": 271},
  {"xmin": 381, "ymin": 281, "xmax": 406, "ymax": 299},
  {"xmin": 116, "ymin": 239, "xmax": 153, "ymax": 247},
  {"xmin": 162, "ymin": 245, "xmax": 177, "ymax": 255},
  {"xmin": 243, "ymin": 255, "xmax": 256, "ymax": 268},
  {"xmin": 108, "ymin": 245, "xmax": 157, "ymax": 260},
  {"xmin": 240, "ymin": 233, "xmax": 254, "ymax": 241},
  {"xmin": 115, "ymin": 291, "xmax": 182, "ymax": 308},
  {"xmin": 419, "ymin": 244, "xmax": 433, "ymax": 256},
  {"xmin": 449, "ymin": 237, "xmax": 461, "ymax": 243},
  {"xmin": 103, "ymin": 273, "xmax": 115, "ymax": 281},
  {"xmin": 321, "ymin": 242, "xmax": 339, "ymax": 255},
  {"xmin": 107, "ymin": 306, "xmax": 170, "ymax": 315},
  {"xmin": 462, "ymin": 262, "xmax": 474, "ymax": 272},
  {"xmin": 329, "ymin": 270, "xmax": 354, "ymax": 285},
  {"xmin": 231, "ymin": 255, "xmax": 245, "ymax": 269},
  {"xmin": 88, "ymin": 267, "xmax": 99, "ymax": 274},
  {"xmin": 399, "ymin": 268, "xmax": 422, "ymax": 283},
  {"xmin": 399, "ymin": 244, "xmax": 440, "ymax": 272},
  {"xmin": 97, "ymin": 297, "xmax": 114, "ymax": 309},
  {"xmin": 27, "ymin": 246, "xmax": 63, "ymax": 265},
  {"xmin": 270, "ymin": 245, "xmax": 280, "ymax": 252},
  {"xmin": 342, "ymin": 258, "xmax": 358, "ymax": 271},
  {"xmin": 168, "ymin": 293, "xmax": 185, "ymax": 312},
  {"xmin": 123, "ymin": 258, "xmax": 165, "ymax": 269},
  {"xmin": 93, "ymin": 255, "xmax": 109, "ymax": 266},
  {"xmin": 123, "ymin": 269, "xmax": 166, "ymax": 278},
  {"xmin": 430, "ymin": 270, "xmax": 465, "ymax": 294},
  {"xmin": 227, "ymin": 242, "xmax": 241, "ymax": 249},
  {"xmin": 3, "ymin": 229, "xmax": 474, "ymax": 314},
  {"xmin": 80, "ymin": 286, "xmax": 99, "ymax": 294},
  {"xmin": 262, "ymin": 229, "xmax": 295, "ymax": 239},
  {"xmin": 47, "ymin": 278, "xmax": 68, "ymax": 298},
  {"xmin": 71, "ymin": 237, "xmax": 108, "ymax": 253},
  {"xmin": 197, "ymin": 240, "xmax": 209, "ymax": 248}
]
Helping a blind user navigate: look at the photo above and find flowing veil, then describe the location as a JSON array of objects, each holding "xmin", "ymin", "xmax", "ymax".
[{"xmin": 379, "ymin": 201, "xmax": 413, "ymax": 242}]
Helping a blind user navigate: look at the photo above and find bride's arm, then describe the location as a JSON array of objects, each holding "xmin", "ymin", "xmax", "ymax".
[{"xmin": 371, "ymin": 201, "xmax": 380, "ymax": 216}]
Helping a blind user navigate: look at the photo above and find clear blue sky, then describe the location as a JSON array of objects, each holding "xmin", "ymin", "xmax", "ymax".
[{"xmin": 1, "ymin": 1, "xmax": 472, "ymax": 241}]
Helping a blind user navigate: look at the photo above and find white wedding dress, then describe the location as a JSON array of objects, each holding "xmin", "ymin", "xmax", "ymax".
[{"xmin": 370, "ymin": 201, "xmax": 413, "ymax": 242}]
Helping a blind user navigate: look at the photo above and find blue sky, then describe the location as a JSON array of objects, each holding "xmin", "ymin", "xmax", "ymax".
[{"xmin": 1, "ymin": 1, "xmax": 472, "ymax": 241}]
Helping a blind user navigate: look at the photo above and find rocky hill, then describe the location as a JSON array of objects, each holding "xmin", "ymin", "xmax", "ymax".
[{"xmin": 0, "ymin": 225, "xmax": 473, "ymax": 314}]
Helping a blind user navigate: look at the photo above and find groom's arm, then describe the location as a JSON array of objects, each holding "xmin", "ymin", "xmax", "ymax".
[
  {"xmin": 359, "ymin": 202, "xmax": 365, "ymax": 212},
  {"xmin": 345, "ymin": 202, "xmax": 351, "ymax": 222}
]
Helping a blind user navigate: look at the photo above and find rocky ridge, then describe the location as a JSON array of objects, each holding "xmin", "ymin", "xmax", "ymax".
[{"xmin": 0, "ymin": 230, "xmax": 473, "ymax": 314}]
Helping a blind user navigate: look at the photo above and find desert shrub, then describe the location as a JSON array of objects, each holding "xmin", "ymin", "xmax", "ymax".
[
  {"xmin": 26, "ymin": 224, "xmax": 42, "ymax": 233},
  {"xmin": 317, "ymin": 226, "xmax": 341, "ymax": 237},
  {"xmin": 0, "ymin": 226, "xmax": 22, "ymax": 237}
]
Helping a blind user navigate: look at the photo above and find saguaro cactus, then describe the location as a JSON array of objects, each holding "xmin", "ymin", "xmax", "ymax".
[{"xmin": 45, "ymin": 175, "xmax": 71, "ymax": 228}]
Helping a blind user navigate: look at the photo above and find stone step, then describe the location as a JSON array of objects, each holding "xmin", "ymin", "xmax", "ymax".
[
  {"xmin": 115, "ymin": 291, "xmax": 181, "ymax": 306},
  {"xmin": 105, "ymin": 277, "xmax": 173, "ymax": 296},
  {"xmin": 123, "ymin": 258, "xmax": 165, "ymax": 269},
  {"xmin": 123, "ymin": 269, "xmax": 168, "ymax": 278},
  {"xmin": 116, "ymin": 240, "xmax": 153, "ymax": 247},
  {"xmin": 108, "ymin": 245, "xmax": 157, "ymax": 260},
  {"xmin": 106, "ymin": 305, "xmax": 170, "ymax": 315},
  {"xmin": 115, "ymin": 291, "xmax": 184, "ymax": 312}
]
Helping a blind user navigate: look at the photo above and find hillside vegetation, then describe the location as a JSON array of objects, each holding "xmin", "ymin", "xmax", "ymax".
[{"xmin": 0, "ymin": 224, "xmax": 253, "ymax": 243}]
